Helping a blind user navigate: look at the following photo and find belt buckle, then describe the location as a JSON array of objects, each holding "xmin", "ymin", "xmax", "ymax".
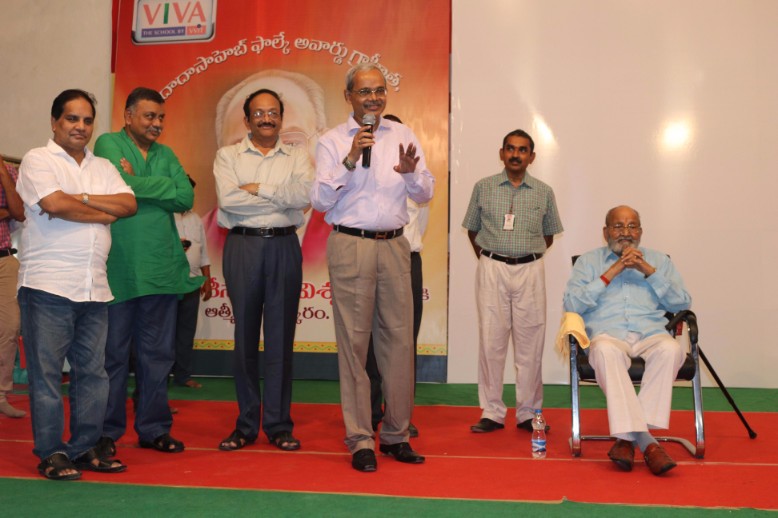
[
  {"xmin": 259, "ymin": 228, "xmax": 274, "ymax": 238},
  {"xmin": 373, "ymin": 231, "xmax": 390, "ymax": 240}
]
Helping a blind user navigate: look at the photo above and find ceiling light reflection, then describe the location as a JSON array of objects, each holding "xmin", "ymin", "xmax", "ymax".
[
  {"xmin": 532, "ymin": 115, "xmax": 556, "ymax": 149},
  {"xmin": 661, "ymin": 120, "xmax": 692, "ymax": 151}
]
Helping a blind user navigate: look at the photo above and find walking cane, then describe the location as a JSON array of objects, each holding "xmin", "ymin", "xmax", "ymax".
[
  {"xmin": 698, "ymin": 347, "xmax": 758, "ymax": 438},
  {"xmin": 669, "ymin": 310, "xmax": 757, "ymax": 439}
]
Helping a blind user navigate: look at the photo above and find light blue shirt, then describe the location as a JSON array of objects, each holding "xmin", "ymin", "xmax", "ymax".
[
  {"xmin": 563, "ymin": 246, "xmax": 691, "ymax": 340},
  {"xmin": 310, "ymin": 116, "xmax": 434, "ymax": 231}
]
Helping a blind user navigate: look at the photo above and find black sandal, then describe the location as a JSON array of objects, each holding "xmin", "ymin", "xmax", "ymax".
[
  {"xmin": 139, "ymin": 433, "xmax": 185, "ymax": 453},
  {"xmin": 37, "ymin": 453, "xmax": 82, "ymax": 481},
  {"xmin": 95, "ymin": 436, "xmax": 116, "ymax": 459},
  {"xmin": 270, "ymin": 430, "xmax": 301, "ymax": 451},
  {"xmin": 219, "ymin": 429, "xmax": 255, "ymax": 451},
  {"xmin": 73, "ymin": 448, "xmax": 127, "ymax": 473}
]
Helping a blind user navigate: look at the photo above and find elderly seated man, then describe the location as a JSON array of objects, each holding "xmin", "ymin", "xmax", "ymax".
[{"xmin": 562, "ymin": 205, "xmax": 691, "ymax": 476}]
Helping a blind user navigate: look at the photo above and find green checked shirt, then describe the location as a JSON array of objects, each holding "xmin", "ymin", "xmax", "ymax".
[{"xmin": 462, "ymin": 170, "xmax": 563, "ymax": 257}]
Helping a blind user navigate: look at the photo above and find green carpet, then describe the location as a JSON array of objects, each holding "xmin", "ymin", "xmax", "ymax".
[{"xmin": 0, "ymin": 479, "xmax": 771, "ymax": 517}]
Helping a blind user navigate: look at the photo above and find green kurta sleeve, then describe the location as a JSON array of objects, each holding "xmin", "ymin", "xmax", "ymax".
[
  {"xmin": 94, "ymin": 130, "xmax": 204, "ymax": 303},
  {"xmin": 94, "ymin": 130, "xmax": 194, "ymax": 212}
]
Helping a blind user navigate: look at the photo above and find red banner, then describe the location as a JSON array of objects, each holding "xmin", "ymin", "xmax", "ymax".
[{"xmin": 113, "ymin": 0, "xmax": 450, "ymax": 379}]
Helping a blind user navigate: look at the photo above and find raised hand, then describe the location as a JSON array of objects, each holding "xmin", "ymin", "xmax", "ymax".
[{"xmin": 394, "ymin": 143, "xmax": 420, "ymax": 174}]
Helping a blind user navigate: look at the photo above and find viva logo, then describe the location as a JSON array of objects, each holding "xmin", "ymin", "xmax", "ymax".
[{"xmin": 142, "ymin": 1, "xmax": 207, "ymax": 26}]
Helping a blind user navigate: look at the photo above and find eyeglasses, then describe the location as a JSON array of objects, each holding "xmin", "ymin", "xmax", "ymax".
[
  {"xmin": 251, "ymin": 110, "xmax": 281, "ymax": 120},
  {"xmin": 607, "ymin": 224, "xmax": 642, "ymax": 233},
  {"xmin": 351, "ymin": 87, "xmax": 388, "ymax": 97}
]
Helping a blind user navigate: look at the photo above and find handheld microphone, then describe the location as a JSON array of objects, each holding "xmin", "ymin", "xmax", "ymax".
[{"xmin": 361, "ymin": 113, "xmax": 376, "ymax": 168}]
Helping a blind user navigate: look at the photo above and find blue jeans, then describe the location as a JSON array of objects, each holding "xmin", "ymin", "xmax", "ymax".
[
  {"xmin": 103, "ymin": 294, "xmax": 177, "ymax": 443},
  {"xmin": 18, "ymin": 287, "xmax": 109, "ymax": 461}
]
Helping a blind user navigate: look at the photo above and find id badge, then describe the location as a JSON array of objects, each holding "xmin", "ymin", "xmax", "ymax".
[{"xmin": 503, "ymin": 213, "xmax": 515, "ymax": 230}]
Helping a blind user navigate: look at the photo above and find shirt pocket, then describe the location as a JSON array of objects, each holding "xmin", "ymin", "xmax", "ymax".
[{"xmin": 526, "ymin": 206, "xmax": 544, "ymax": 236}]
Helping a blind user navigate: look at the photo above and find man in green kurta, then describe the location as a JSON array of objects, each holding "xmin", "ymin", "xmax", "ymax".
[{"xmin": 94, "ymin": 87, "xmax": 203, "ymax": 457}]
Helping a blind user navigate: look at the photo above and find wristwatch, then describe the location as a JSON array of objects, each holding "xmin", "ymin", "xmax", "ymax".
[
  {"xmin": 342, "ymin": 156, "xmax": 356, "ymax": 171},
  {"xmin": 81, "ymin": 193, "xmax": 89, "ymax": 205}
]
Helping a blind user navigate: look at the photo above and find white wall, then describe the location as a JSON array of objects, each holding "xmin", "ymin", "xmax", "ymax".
[
  {"xmin": 0, "ymin": 0, "xmax": 112, "ymax": 160},
  {"xmin": 450, "ymin": 0, "xmax": 778, "ymax": 388},
  {"xmin": 3, "ymin": 0, "xmax": 777, "ymax": 388}
]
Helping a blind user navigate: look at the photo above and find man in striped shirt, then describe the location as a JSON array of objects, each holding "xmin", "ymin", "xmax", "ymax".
[{"xmin": 462, "ymin": 129, "xmax": 563, "ymax": 435}]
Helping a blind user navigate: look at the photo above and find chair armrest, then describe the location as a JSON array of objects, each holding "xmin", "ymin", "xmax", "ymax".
[{"xmin": 666, "ymin": 309, "xmax": 698, "ymax": 344}]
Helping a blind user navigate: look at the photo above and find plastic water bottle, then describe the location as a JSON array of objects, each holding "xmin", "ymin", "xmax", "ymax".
[{"xmin": 531, "ymin": 409, "xmax": 547, "ymax": 459}]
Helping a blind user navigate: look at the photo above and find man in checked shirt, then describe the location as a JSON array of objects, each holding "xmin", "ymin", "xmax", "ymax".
[{"xmin": 462, "ymin": 129, "xmax": 563, "ymax": 435}]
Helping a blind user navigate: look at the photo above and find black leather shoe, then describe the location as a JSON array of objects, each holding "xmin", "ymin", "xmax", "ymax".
[
  {"xmin": 409, "ymin": 423, "xmax": 419, "ymax": 438},
  {"xmin": 470, "ymin": 418, "xmax": 504, "ymax": 433},
  {"xmin": 517, "ymin": 418, "xmax": 551, "ymax": 433},
  {"xmin": 379, "ymin": 442, "xmax": 425, "ymax": 464},
  {"xmin": 352, "ymin": 448, "xmax": 377, "ymax": 472}
]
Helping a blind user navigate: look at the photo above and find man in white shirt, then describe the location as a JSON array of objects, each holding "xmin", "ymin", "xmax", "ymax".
[
  {"xmin": 213, "ymin": 88, "xmax": 312, "ymax": 453},
  {"xmin": 172, "ymin": 176, "xmax": 212, "ymax": 389},
  {"xmin": 311, "ymin": 64, "xmax": 434, "ymax": 472},
  {"xmin": 16, "ymin": 89, "xmax": 136, "ymax": 480}
]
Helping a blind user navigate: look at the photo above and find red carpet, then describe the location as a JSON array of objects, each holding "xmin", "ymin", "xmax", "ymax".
[{"xmin": 1, "ymin": 398, "xmax": 776, "ymax": 510}]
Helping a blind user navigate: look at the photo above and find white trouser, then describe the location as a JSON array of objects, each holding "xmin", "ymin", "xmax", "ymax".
[
  {"xmin": 475, "ymin": 254, "xmax": 546, "ymax": 424},
  {"xmin": 588, "ymin": 332, "xmax": 685, "ymax": 435}
]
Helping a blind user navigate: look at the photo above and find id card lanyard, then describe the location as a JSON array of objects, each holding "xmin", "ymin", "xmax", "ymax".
[{"xmin": 503, "ymin": 190, "xmax": 517, "ymax": 231}]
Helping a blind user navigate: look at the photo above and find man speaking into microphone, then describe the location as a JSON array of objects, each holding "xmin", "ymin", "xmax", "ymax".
[{"xmin": 311, "ymin": 63, "xmax": 434, "ymax": 472}]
